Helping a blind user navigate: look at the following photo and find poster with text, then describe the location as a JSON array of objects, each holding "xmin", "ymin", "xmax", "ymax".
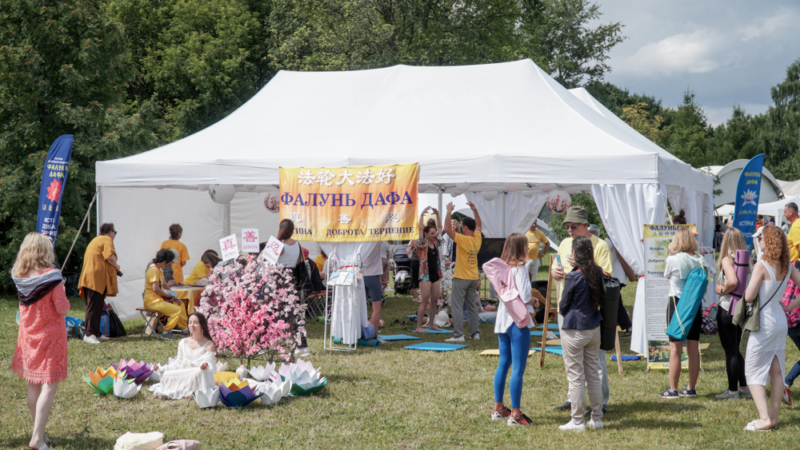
[
  {"xmin": 241, "ymin": 228, "xmax": 260, "ymax": 253},
  {"xmin": 219, "ymin": 234, "xmax": 239, "ymax": 261},
  {"xmin": 643, "ymin": 224, "xmax": 694, "ymax": 371},
  {"xmin": 279, "ymin": 163, "xmax": 418, "ymax": 242}
]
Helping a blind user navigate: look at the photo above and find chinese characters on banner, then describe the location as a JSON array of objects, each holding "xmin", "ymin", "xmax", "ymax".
[
  {"xmin": 642, "ymin": 224, "xmax": 695, "ymax": 371},
  {"xmin": 219, "ymin": 234, "xmax": 239, "ymax": 261},
  {"xmin": 278, "ymin": 163, "xmax": 419, "ymax": 242},
  {"xmin": 241, "ymin": 228, "xmax": 260, "ymax": 253},
  {"xmin": 36, "ymin": 135, "xmax": 74, "ymax": 244},
  {"xmin": 731, "ymin": 153, "xmax": 764, "ymax": 251},
  {"xmin": 259, "ymin": 236, "xmax": 284, "ymax": 265}
]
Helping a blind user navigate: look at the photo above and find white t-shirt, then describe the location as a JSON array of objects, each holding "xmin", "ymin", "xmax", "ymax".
[
  {"xmin": 663, "ymin": 253, "xmax": 702, "ymax": 298},
  {"xmin": 605, "ymin": 237, "xmax": 627, "ymax": 286},
  {"xmin": 277, "ymin": 242, "xmax": 300, "ymax": 268},
  {"xmin": 494, "ymin": 266, "xmax": 534, "ymax": 334}
]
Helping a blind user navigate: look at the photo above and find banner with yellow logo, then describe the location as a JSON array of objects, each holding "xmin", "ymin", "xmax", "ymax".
[{"xmin": 279, "ymin": 163, "xmax": 419, "ymax": 242}]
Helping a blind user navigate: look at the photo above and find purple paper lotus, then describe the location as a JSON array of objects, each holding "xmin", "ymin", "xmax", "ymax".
[
  {"xmin": 113, "ymin": 359, "xmax": 155, "ymax": 385},
  {"xmin": 219, "ymin": 383, "xmax": 262, "ymax": 408}
]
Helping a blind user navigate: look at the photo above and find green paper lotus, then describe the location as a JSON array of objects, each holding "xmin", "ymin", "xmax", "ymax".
[
  {"xmin": 83, "ymin": 373, "xmax": 114, "ymax": 396},
  {"xmin": 289, "ymin": 377, "xmax": 327, "ymax": 396}
]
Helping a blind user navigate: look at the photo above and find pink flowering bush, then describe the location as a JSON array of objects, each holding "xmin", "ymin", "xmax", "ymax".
[{"xmin": 199, "ymin": 254, "xmax": 304, "ymax": 364}]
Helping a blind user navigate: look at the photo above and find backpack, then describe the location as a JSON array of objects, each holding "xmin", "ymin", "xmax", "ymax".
[
  {"xmin": 65, "ymin": 316, "xmax": 85, "ymax": 339},
  {"xmin": 600, "ymin": 274, "xmax": 621, "ymax": 351},
  {"xmin": 666, "ymin": 263, "xmax": 709, "ymax": 341}
]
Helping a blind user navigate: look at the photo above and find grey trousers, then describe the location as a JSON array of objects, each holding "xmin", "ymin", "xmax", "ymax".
[
  {"xmin": 558, "ymin": 314, "xmax": 609, "ymax": 405},
  {"xmin": 451, "ymin": 278, "xmax": 479, "ymax": 338},
  {"xmin": 562, "ymin": 327, "xmax": 604, "ymax": 425}
]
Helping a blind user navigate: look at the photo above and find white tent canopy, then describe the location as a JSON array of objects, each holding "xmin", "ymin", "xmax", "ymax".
[
  {"xmin": 702, "ymin": 162, "xmax": 784, "ymax": 207},
  {"xmin": 779, "ymin": 179, "xmax": 800, "ymax": 197},
  {"xmin": 96, "ymin": 59, "xmax": 713, "ymax": 322},
  {"xmin": 758, "ymin": 195, "xmax": 800, "ymax": 226}
]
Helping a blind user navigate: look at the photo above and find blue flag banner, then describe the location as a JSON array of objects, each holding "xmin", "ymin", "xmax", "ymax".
[
  {"xmin": 36, "ymin": 135, "xmax": 74, "ymax": 244},
  {"xmin": 731, "ymin": 153, "xmax": 764, "ymax": 251}
]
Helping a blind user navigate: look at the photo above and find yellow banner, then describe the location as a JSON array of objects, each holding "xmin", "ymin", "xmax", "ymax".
[
  {"xmin": 279, "ymin": 164, "xmax": 419, "ymax": 242},
  {"xmin": 642, "ymin": 223, "xmax": 696, "ymax": 239}
]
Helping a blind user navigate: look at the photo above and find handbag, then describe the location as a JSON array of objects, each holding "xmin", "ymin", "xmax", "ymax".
[
  {"xmin": 732, "ymin": 267, "xmax": 787, "ymax": 332},
  {"xmin": 600, "ymin": 274, "xmax": 621, "ymax": 351},
  {"xmin": 156, "ymin": 440, "xmax": 200, "ymax": 450}
]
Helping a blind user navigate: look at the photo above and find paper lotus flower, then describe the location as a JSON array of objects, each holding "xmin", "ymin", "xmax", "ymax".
[
  {"xmin": 290, "ymin": 378, "xmax": 327, "ymax": 396},
  {"xmin": 248, "ymin": 363, "xmax": 276, "ymax": 381},
  {"xmin": 256, "ymin": 381, "xmax": 284, "ymax": 406},
  {"xmin": 83, "ymin": 366, "xmax": 117, "ymax": 396},
  {"xmin": 219, "ymin": 379, "xmax": 262, "ymax": 408},
  {"xmin": 113, "ymin": 377, "xmax": 141, "ymax": 399},
  {"xmin": 114, "ymin": 359, "xmax": 154, "ymax": 385},
  {"xmin": 193, "ymin": 387, "xmax": 220, "ymax": 409},
  {"xmin": 278, "ymin": 359, "xmax": 322, "ymax": 387},
  {"xmin": 215, "ymin": 361, "xmax": 228, "ymax": 373}
]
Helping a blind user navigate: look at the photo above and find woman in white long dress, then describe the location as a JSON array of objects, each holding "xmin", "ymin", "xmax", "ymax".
[
  {"xmin": 150, "ymin": 312, "xmax": 217, "ymax": 400},
  {"xmin": 741, "ymin": 225, "xmax": 800, "ymax": 431}
]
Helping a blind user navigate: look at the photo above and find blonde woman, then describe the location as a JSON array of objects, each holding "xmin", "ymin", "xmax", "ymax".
[
  {"xmin": 713, "ymin": 228, "xmax": 751, "ymax": 400},
  {"xmin": 11, "ymin": 233, "xmax": 70, "ymax": 450},
  {"xmin": 742, "ymin": 225, "xmax": 800, "ymax": 431},
  {"xmin": 661, "ymin": 228, "xmax": 703, "ymax": 399}
]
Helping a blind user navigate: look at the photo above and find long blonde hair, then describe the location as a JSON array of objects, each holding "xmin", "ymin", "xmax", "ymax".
[
  {"xmin": 717, "ymin": 228, "xmax": 747, "ymax": 271},
  {"xmin": 668, "ymin": 228, "xmax": 698, "ymax": 255},
  {"xmin": 500, "ymin": 233, "xmax": 528, "ymax": 266},
  {"xmin": 12, "ymin": 232, "xmax": 55, "ymax": 277}
]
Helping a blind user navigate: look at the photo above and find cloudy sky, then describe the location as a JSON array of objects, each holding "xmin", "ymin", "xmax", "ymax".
[{"xmin": 591, "ymin": 0, "xmax": 800, "ymax": 126}]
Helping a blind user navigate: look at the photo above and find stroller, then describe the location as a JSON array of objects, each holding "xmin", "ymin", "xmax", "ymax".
[{"xmin": 391, "ymin": 245, "xmax": 413, "ymax": 295}]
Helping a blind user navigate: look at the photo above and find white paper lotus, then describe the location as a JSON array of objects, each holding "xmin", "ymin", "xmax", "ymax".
[
  {"xmin": 257, "ymin": 382, "xmax": 283, "ymax": 405},
  {"xmin": 296, "ymin": 377, "xmax": 327, "ymax": 391},
  {"xmin": 278, "ymin": 359, "xmax": 322, "ymax": 387},
  {"xmin": 215, "ymin": 361, "xmax": 228, "ymax": 372},
  {"xmin": 113, "ymin": 377, "xmax": 141, "ymax": 399},
  {"xmin": 194, "ymin": 387, "xmax": 220, "ymax": 408},
  {"xmin": 235, "ymin": 365, "xmax": 249, "ymax": 379},
  {"xmin": 248, "ymin": 363, "xmax": 276, "ymax": 381}
]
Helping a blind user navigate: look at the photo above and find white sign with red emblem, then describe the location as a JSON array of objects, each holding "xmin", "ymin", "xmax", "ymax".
[
  {"xmin": 259, "ymin": 236, "xmax": 284, "ymax": 266},
  {"xmin": 241, "ymin": 228, "xmax": 260, "ymax": 253},
  {"xmin": 219, "ymin": 234, "xmax": 239, "ymax": 261}
]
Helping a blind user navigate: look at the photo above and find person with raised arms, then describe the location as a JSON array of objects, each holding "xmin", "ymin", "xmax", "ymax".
[{"xmin": 443, "ymin": 201, "xmax": 482, "ymax": 343}]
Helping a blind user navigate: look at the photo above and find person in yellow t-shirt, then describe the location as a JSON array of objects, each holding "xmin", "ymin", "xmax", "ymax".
[
  {"xmin": 525, "ymin": 220, "xmax": 551, "ymax": 282},
  {"xmin": 183, "ymin": 250, "xmax": 221, "ymax": 285},
  {"xmin": 550, "ymin": 205, "xmax": 612, "ymax": 412},
  {"xmin": 144, "ymin": 249, "xmax": 188, "ymax": 335},
  {"xmin": 443, "ymin": 201, "xmax": 482, "ymax": 342},
  {"xmin": 78, "ymin": 223, "xmax": 120, "ymax": 344},
  {"xmin": 160, "ymin": 224, "xmax": 190, "ymax": 283},
  {"xmin": 784, "ymin": 203, "xmax": 800, "ymax": 263}
]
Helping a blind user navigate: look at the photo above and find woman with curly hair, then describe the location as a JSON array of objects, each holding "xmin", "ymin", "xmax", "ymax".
[{"xmin": 742, "ymin": 225, "xmax": 800, "ymax": 431}]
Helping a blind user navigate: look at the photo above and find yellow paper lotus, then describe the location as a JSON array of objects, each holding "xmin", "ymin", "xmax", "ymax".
[
  {"xmin": 223, "ymin": 378, "xmax": 250, "ymax": 392},
  {"xmin": 84, "ymin": 366, "xmax": 116, "ymax": 396},
  {"xmin": 96, "ymin": 366, "xmax": 119, "ymax": 379}
]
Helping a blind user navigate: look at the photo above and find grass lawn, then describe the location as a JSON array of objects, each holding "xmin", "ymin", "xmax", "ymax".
[{"xmin": 3, "ymin": 271, "xmax": 800, "ymax": 449}]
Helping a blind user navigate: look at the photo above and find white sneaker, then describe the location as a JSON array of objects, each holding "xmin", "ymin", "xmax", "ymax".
[
  {"xmin": 98, "ymin": 335, "xmax": 110, "ymax": 341},
  {"xmin": 715, "ymin": 389, "xmax": 739, "ymax": 400},
  {"xmin": 559, "ymin": 420, "xmax": 586, "ymax": 432},
  {"xmin": 83, "ymin": 335, "xmax": 100, "ymax": 345},
  {"xmin": 445, "ymin": 336, "xmax": 465, "ymax": 343},
  {"xmin": 294, "ymin": 347, "xmax": 311, "ymax": 357},
  {"xmin": 471, "ymin": 333, "xmax": 480, "ymax": 341},
  {"xmin": 587, "ymin": 419, "xmax": 603, "ymax": 430}
]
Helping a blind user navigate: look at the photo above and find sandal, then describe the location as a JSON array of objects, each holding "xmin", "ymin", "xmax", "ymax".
[
  {"xmin": 508, "ymin": 413, "xmax": 537, "ymax": 426},
  {"xmin": 491, "ymin": 406, "xmax": 511, "ymax": 421}
]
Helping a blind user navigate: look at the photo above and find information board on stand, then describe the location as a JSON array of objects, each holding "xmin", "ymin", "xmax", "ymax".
[{"xmin": 643, "ymin": 224, "xmax": 696, "ymax": 371}]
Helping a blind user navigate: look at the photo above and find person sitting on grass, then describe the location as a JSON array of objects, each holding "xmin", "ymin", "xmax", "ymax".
[{"xmin": 150, "ymin": 312, "xmax": 217, "ymax": 400}]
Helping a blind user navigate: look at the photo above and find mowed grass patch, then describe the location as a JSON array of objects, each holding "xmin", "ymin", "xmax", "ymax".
[{"xmin": 2, "ymin": 278, "xmax": 800, "ymax": 449}]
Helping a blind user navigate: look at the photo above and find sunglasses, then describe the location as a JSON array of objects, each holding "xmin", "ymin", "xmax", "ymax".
[{"xmin": 563, "ymin": 224, "xmax": 581, "ymax": 231}]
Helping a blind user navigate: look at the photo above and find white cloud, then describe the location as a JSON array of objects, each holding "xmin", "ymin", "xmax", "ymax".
[
  {"xmin": 741, "ymin": 9, "xmax": 799, "ymax": 41},
  {"xmin": 614, "ymin": 29, "xmax": 724, "ymax": 77}
]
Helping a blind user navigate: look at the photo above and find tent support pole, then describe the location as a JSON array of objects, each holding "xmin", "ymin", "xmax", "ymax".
[
  {"xmin": 223, "ymin": 202, "xmax": 231, "ymax": 236},
  {"xmin": 502, "ymin": 192, "xmax": 507, "ymax": 235},
  {"xmin": 61, "ymin": 189, "xmax": 99, "ymax": 271},
  {"xmin": 437, "ymin": 187, "xmax": 443, "ymax": 219}
]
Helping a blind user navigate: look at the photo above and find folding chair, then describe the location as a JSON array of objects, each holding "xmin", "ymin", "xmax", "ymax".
[{"xmin": 136, "ymin": 308, "xmax": 164, "ymax": 339}]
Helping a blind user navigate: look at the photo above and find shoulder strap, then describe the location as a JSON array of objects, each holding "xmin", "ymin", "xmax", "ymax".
[{"xmin": 296, "ymin": 243, "xmax": 305, "ymax": 263}]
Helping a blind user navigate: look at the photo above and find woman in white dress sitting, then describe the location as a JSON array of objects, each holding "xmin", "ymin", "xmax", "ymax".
[
  {"xmin": 150, "ymin": 312, "xmax": 217, "ymax": 400},
  {"xmin": 742, "ymin": 225, "xmax": 800, "ymax": 430}
]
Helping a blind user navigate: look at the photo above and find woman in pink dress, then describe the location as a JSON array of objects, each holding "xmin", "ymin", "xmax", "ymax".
[{"xmin": 10, "ymin": 232, "xmax": 70, "ymax": 450}]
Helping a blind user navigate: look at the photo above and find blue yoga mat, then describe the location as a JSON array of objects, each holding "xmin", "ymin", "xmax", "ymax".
[
  {"xmin": 404, "ymin": 343, "xmax": 467, "ymax": 352},
  {"xmin": 611, "ymin": 355, "xmax": 641, "ymax": 361},
  {"xmin": 406, "ymin": 315, "xmax": 417, "ymax": 319},
  {"xmin": 407, "ymin": 329, "xmax": 454, "ymax": 334},
  {"xmin": 533, "ymin": 346, "xmax": 563, "ymax": 355},
  {"xmin": 536, "ymin": 323, "xmax": 559, "ymax": 330},
  {"xmin": 530, "ymin": 330, "xmax": 559, "ymax": 337},
  {"xmin": 379, "ymin": 334, "xmax": 422, "ymax": 341}
]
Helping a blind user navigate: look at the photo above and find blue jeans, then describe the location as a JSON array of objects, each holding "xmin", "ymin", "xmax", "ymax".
[
  {"xmin": 494, "ymin": 325, "xmax": 531, "ymax": 409},
  {"xmin": 785, "ymin": 325, "xmax": 800, "ymax": 386}
]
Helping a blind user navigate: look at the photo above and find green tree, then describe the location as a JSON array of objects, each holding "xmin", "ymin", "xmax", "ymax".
[
  {"xmin": 661, "ymin": 91, "xmax": 710, "ymax": 168},
  {"xmin": 0, "ymin": 0, "xmax": 165, "ymax": 290},
  {"xmin": 518, "ymin": 0, "xmax": 625, "ymax": 87},
  {"xmin": 621, "ymin": 102, "xmax": 664, "ymax": 144}
]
